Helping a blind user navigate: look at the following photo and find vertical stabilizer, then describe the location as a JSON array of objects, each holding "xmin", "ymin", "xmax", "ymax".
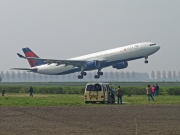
[{"xmin": 22, "ymin": 48, "xmax": 46, "ymax": 67}]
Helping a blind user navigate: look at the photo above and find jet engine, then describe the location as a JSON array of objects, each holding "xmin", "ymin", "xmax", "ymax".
[
  {"xmin": 112, "ymin": 61, "xmax": 128, "ymax": 69},
  {"xmin": 85, "ymin": 60, "xmax": 100, "ymax": 69}
]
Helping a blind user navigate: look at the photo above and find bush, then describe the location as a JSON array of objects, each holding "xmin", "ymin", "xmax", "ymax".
[
  {"xmin": 122, "ymin": 87, "xmax": 146, "ymax": 95},
  {"xmin": 0, "ymin": 86, "xmax": 85, "ymax": 94},
  {"xmin": 2, "ymin": 86, "xmax": 23, "ymax": 93},
  {"xmin": 167, "ymin": 87, "xmax": 180, "ymax": 95},
  {"xmin": 1, "ymin": 86, "xmax": 179, "ymax": 95}
]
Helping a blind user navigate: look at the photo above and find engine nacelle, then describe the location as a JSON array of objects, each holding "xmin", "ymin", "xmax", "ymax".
[
  {"xmin": 112, "ymin": 61, "xmax": 128, "ymax": 69},
  {"xmin": 85, "ymin": 60, "xmax": 100, "ymax": 70}
]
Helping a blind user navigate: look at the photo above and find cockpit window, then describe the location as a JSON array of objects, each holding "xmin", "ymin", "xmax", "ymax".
[{"xmin": 150, "ymin": 44, "xmax": 156, "ymax": 46}]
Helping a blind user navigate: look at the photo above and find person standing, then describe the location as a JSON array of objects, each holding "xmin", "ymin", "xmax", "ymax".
[
  {"xmin": 116, "ymin": 86, "xmax": 123, "ymax": 104},
  {"xmin": 29, "ymin": 86, "xmax": 34, "ymax": 97},
  {"xmin": 146, "ymin": 85, "xmax": 154, "ymax": 101},
  {"xmin": 155, "ymin": 84, "xmax": 159, "ymax": 96},
  {"xmin": 110, "ymin": 87, "xmax": 115, "ymax": 103},
  {"xmin": 2, "ymin": 88, "xmax": 5, "ymax": 96},
  {"xmin": 152, "ymin": 85, "xmax": 155, "ymax": 96}
]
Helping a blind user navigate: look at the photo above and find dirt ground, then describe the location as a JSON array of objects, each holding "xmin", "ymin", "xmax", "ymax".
[{"xmin": 0, "ymin": 105, "xmax": 180, "ymax": 135}]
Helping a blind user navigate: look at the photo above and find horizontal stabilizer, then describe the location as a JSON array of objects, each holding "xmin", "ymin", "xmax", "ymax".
[
  {"xmin": 17, "ymin": 53, "xmax": 26, "ymax": 58},
  {"xmin": 11, "ymin": 68, "xmax": 37, "ymax": 72}
]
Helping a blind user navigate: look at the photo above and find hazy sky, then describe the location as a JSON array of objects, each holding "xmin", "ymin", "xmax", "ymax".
[{"xmin": 0, "ymin": 0, "xmax": 179, "ymax": 74}]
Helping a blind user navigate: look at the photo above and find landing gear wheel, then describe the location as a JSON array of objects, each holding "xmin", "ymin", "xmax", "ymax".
[
  {"xmin": 94, "ymin": 75, "xmax": 100, "ymax": 79},
  {"xmin": 78, "ymin": 75, "xmax": 83, "ymax": 79},
  {"xmin": 81, "ymin": 72, "xmax": 87, "ymax": 76},
  {"xmin": 144, "ymin": 56, "xmax": 148, "ymax": 64},
  {"xmin": 98, "ymin": 72, "xmax": 103, "ymax": 76}
]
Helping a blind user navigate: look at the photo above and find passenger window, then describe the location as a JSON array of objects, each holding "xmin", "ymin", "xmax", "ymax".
[
  {"xmin": 95, "ymin": 84, "xmax": 102, "ymax": 91},
  {"xmin": 150, "ymin": 44, "xmax": 156, "ymax": 46},
  {"xmin": 86, "ymin": 85, "xmax": 94, "ymax": 91}
]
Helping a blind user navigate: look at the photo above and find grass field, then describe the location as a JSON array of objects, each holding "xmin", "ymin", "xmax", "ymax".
[
  {"xmin": 0, "ymin": 93, "xmax": 179, "ymax": 106},
  {"xmin": 0, "ymin": 82, "xmax": 179, "ymax": 106},
  {"xmin": 0, "ymin": 94, "xmax": 83, "ymax": 106}
]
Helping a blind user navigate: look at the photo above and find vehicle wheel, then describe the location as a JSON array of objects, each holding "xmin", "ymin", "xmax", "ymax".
[{"xmin": 100, "ymin": 101, "xmax": 105, "ymax": 104}]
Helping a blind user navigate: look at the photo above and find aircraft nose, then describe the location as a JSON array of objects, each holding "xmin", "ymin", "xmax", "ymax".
[{"xmin": 156, "ymin": 45, "xmax": 160, "ymax": 50}]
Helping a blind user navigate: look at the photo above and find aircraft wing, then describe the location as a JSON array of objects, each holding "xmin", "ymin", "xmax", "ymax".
[
  {"xmin": 17, "ymin": 53, "xmax": 95, "ymax": 67},
  {"xmin": 33, "ymin": 58, "xmax": 87, "ymax": 66}
]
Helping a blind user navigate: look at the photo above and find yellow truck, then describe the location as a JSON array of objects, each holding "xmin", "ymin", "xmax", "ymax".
[{"xmin": 84, "ymin": 83, "xmax": 114, "ymax": 104}]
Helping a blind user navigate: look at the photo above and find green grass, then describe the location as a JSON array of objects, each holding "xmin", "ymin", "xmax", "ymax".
[
  {"xmin": 123, "ymin": 95, "xmax": 180, "ymax": 105},
  {"xmin": 0, "ymin": 94, "xmax": 84, "ymax": 106},
  {"xmin": 0, "ymin": 93, "xmax": 180, "ymax": 106}
]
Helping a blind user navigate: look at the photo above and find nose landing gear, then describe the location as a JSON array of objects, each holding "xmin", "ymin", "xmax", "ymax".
[{"xmin": 144, "ymin": 56, "xmax": 148, "ymax": 64}]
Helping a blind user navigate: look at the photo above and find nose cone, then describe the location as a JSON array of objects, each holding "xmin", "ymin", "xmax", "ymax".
[{"xmin": 156, "ymin": 45, "xmax": 160, "ymax": 51}]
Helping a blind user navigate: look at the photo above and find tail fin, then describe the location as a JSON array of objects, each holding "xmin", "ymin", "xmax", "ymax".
[{"xmin": 22, "ymin": 47, "xmax": 46, "ymax": 67}]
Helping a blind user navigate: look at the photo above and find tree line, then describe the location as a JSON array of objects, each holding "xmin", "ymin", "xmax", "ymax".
[
  {"xmin": 0, "ymin": 70, "xmax": 149, "ymax": 82},
  {"xmin": 0, "ymin": 70, "xmax": 180, "ymax": 82},
  {"xmin": 151, "ymin": 71, "xmax": 180, "ymax": 82}
]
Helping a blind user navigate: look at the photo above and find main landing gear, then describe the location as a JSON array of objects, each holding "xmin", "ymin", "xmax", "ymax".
[
  {"xmin": 94, "ymin": 69, "xmax": 103, "ymax": 79},
  {"xmin": 78, "ymin": 71, "xmax": 87, "ymax": 79},
  {"xmin": 144, "ymin": 56, "xmax": 148, "ymax": 64},
  {"xmin": 77, "ymin": 69, "xmax": 104, "ymax": 79}
]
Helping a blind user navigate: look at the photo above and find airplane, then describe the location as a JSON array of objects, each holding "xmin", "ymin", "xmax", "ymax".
[{"xmin": 12, "ymin": 42, "xmax": 160, "ymax": 79}]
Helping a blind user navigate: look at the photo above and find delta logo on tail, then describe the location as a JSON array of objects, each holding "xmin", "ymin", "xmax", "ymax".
[{"xmin": 22, "ymin": 48, "xmax": 46, "ymax": 67}]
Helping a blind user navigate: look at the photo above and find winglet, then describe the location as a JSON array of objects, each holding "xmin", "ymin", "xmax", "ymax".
[{"xmin": 17, "ymin": 53, "xmax": 26, "ymax": 58}]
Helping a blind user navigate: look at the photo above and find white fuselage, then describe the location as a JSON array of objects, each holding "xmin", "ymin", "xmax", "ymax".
[{"xmin": 34, "ymin": 42, "xmax": 160, "ymax": 75}]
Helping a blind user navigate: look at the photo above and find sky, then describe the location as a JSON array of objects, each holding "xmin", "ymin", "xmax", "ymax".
[{"xmin": 0, "ymin": 0, "xmax": 179, "ymax": 74}]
